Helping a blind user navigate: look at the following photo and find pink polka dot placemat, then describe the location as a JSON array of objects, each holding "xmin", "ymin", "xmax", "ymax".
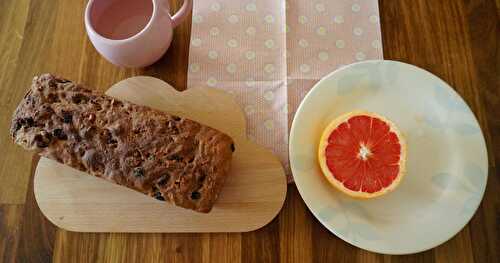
[{"xmin": 187, "ymin": 0, "xmax": 383, "ymax": 182}]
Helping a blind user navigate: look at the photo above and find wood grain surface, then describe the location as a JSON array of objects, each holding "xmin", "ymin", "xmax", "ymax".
[
  {"xmin": 35, "ymin": 76, "xmax": 286, "ymax": 233},
  {"xmin": 0, "ymin": 0, "xmax": 498, "ymax": 262}
]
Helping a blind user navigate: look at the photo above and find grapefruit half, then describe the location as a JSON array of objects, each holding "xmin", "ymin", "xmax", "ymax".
[{"xmin": 318, "ymin": 111, "xmax": 406, "ymax": 198}]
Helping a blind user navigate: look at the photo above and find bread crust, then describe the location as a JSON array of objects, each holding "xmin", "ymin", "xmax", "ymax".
[{"xmin": 11, "ymin": 74, "xmax": 234, "ymax": 213}]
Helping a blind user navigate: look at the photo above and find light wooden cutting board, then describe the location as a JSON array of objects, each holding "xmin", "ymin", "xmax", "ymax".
[{"xmin": 34, "ymin": 76, "xmax": 287, "ymax": 232}]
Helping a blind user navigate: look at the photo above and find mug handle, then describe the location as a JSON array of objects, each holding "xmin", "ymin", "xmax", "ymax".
[{"xmin": 171, "ymin": 0, "xmax": 193, "ymax": 28}]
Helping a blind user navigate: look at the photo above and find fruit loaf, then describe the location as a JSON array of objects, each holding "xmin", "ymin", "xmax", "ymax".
[{"xmin": 10, "ymin": 74, "xmax": 234, "ymax": 213}]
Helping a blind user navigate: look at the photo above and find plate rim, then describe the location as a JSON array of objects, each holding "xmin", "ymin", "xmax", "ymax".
[{"xmin": 289, "ymin": 59, "xmax": 489, "ymax": 254}]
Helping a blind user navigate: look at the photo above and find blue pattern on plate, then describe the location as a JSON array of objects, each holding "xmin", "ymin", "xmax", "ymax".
[
  {"xmin": 350, "ymin": 223, "xmax": 379, "ymax": 241},
  {"xmin": 337, "ymin": 64, "xmax": 381, "ymax": 95},
  {"xmin": 460, "ymin": 163, "xmax": 486, "ymax": 215},
  {"xmin": 431, "ymin": 172, "xmax": 470, "ymax": 192},
  {"xmin": 421, "ymin": 84, "xmax": 481, "ymax": 136},
  {"xmin": 318, "ymin": 201, "xmax": 379, "ymax": 241},
  {"xmin": 431, "ymin": 172, "xmax": 454, "ymax": 189},
  {"xmin": 317, "ymin": 206, "xmax": 337, "ymax": 222},
  {"xmin": 453, "ymin": 123, "xmax": 480, "ymax": 135},
  {"xmin": 461, "ymin": 196, "xmax": 481, "ymax": 216},
  {"xmin": 431, "ymin": 162, "xmax": 486, "ymax": 216},
  {"xmin": 424, "ymin": 114, "xmax": 444, "ymax": 129},
  {"xmin": 290, "ymin": 61, "xmax": 489, "ymax": 253},
  {"xmin": 464, "ymin": 162, "xmax": 485, "ymax": 188},
  {"xmin": 433, "ymin": 85, "xmax": 469, "ymax": 113}
]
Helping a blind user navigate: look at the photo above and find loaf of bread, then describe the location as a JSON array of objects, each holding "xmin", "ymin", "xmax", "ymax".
[{"xmin": 10, "ymin": 74, "xmax": 234, "ymax": 213}]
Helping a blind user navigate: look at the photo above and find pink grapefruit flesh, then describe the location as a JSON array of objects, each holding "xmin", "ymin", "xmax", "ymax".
[{"xmin": 318, "ymin": 111, "xmax": 406, "ymax": 198}]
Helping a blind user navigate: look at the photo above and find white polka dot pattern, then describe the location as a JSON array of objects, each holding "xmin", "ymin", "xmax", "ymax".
[
  {"xmin": 298, "ymin": 38, "xmax": 309, "ymax": 48},
  {"xmin": 227, "ymin": 39, "xmax": 238, "ymax": 48},
  {"xmin": 246, "ymin": 3, "xmax": 257, "ymax": 12},
  {"xmin": 226, "ymin": 63, "xmax": 237, "ymax": 74},
  {"xmin": 316, "ymin": 26, "xmax": 327, "ymax": 36},
  {"xmin": 210, "ymin": 2, "xmax": 221, "ymax": 12},
  {"xmin": 315, "ymin": 3, "xmax": 325, "ymax": 13},
  {"xmin": 318, "ymin": 51, "xmax": 329, "ymax": 61},
  {"xmin": 189, "ymin": 63, "xmax": 200, "ymax": 73},
  {"xmin": 369, "ymin": 14, "xmax": 379, "ymax": 24},
  {"xmin": 209, "ymin": 27, "xmax": 220, "ymax": 36},
  {"xmin": 336, "ymin": 39, "xmax": 345, "ymax": 48},
  {"xmin": 244, "ymin": 105, "xmax": 255, "ymax": 115},
  {"xmin": 192, "ymin": 15, "xmax": 203, "ymax": 24},
  {"xmin": 245, "ymin": 50, "xmax": 256, "ymax": 60},
  {"xmin": 353, "ymin": 27, "xmax": 363, "ymax": 36},
  {"xmin": 191, "ymin": 38, "xmax": 202, "ymax": 47},
  {"xmin": 208, "ymin": 50, "xmax": 218, "ymax": 60},
  {"xmin": 352, "ymin": 4, "xmax": 361, "ymax": 12},
  {"xmin": 245, "ymin": 50, "xmax": 255, "ymax": 60},
  {"xmin": 264, "ymin": 91, "xmax": 274, "ymax": 101},
  {"xmin": 264, "ymin": 15, "xmax": 275, "ymax": 23},
  {"xmin": 355, "ymin": 51, "xmax": 366, "ymax": 61},
  {"xmin": 206, "ymin": 77, "xmax": 217, "ymax": 87},
  {"xmin": 299, "ymin": 64, "xmax": 311, "ymax": 73},
  {"xmin": 246, "ymin": 26, "xmax": 256, "ymax": 36},
  {"xmin": 245, "ymin": 78, "xmax": 256, "ymax": 87},
  {"xmin": 264, "ymin": 119, "xmax": 275, "ymax": 130},
  {"xmin": 187, "ymin": 0, "xmax": 383, "ymax": 181},
  {"xmin": 227, "ymin": 14, "xmax": 239, "ymax": 24},
  {"xmin": 280, "ymin": 104, "xmax": 288, "ymax": 115},
  {"xmin": 264, "ymin": 39, "xmax": 275, "ymax": 49},
  {"xmin": 264, "ymin": 64, "xmax": 275, "ymax": 73},
  {"xmin": 334, "ymin": 15, "xmax": 344, "ymax": 24},
  {"xmin": 298, "ymin": 15, "xmax": 308, "ymax": 24}
]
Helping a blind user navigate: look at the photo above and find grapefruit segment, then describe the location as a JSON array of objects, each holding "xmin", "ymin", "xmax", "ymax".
[{"xmin": 318, "ymin": 111, "xmax": 406, "ymax": 198}]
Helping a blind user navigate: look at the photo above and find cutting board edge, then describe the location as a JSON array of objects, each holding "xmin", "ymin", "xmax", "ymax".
[
  {"xmin": 34, "ymin": 157, "xmax": 287, "ymax": 233},
  {"xmin": 33, "ymin": 76, "xmax": 287, "ymax": 233}
]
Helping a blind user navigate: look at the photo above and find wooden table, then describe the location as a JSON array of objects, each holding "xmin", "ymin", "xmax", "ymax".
[{"xmin": 0, "ymin": 0, "xmax": 498, "ymax": 262}]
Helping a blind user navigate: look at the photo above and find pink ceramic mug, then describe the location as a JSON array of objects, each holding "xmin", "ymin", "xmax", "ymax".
[{"xmin": 85, "ymin": 0, "xmax": 192, "ymax": 68}]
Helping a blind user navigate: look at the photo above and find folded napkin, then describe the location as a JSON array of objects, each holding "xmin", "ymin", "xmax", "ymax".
[{"xmin": 187, "ymin": 0, "xmax": 383, "ymax": 182}]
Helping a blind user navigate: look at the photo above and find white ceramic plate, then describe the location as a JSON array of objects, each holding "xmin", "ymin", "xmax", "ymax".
[{"xmin": 289, "ymin": 60, "xmax": 488, "ymax": 254}]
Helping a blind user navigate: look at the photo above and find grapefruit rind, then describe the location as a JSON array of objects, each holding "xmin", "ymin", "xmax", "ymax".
[{"xmin": 318, "ymin": 111, "xmax": 407, "ymax": 198}]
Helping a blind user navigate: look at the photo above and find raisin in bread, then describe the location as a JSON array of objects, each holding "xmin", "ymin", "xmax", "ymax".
[{"xmin": 10, "ymin": 74, "xmax": 234, "ymax": 213}]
